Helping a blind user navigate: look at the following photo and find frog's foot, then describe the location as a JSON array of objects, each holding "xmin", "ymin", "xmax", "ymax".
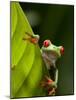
[
  {"xmin": 50, "ymin": 81, "xmax": 57, "ymax": 88},
  {"xmin": 23, "ymin": 37, "xmax": 38, "ymax": 44},
  {"xmin": 22, "ymin": 37, "xmax": 31, "ymax": 41},
  {"xmin": 40, "ymin": 75, "xmax": 56, "ymax": 88},
  {"xmin": 30, "ymin": 38, "xmax": 39, "ymax": 44},
  {"xmin": 47, "ymin": 80, "xmax": 57, "ymax": 96},
  {"xmin": 48, "ymin": 87, "xmax": 56, "ymax": 96},
  {"xmin": 44, "ymin": 76, "xmax": 57, "ymax": 87},
  {"xmin": 40, "ymin": 75, "xmax": 57, "ymax": 96},
  {"xmin": 24, "ymin": 32, "xmax": 40, "ymax": 44}
]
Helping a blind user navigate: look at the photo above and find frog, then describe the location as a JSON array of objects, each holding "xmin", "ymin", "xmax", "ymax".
[{"xmin": 41, "ymin": 39, "xmax": 64, "ymax": 95}]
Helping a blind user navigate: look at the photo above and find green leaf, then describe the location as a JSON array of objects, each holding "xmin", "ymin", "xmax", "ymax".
[
  {"xmin": 11, "ymin": 2, "xmax": 48, "ymax": 98},
  {"xmin": 11, "ymin": 2, "xmax": 33, "ymax": 66},
  {"xmin": 15, "ymin": 46, "xmax": 43, "ymax": 97},
  {"xmin": 11, "ymin": 2, "xmax": 17, "ymax": 37}
]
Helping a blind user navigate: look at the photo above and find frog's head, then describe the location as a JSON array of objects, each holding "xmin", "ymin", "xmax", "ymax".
[{"xmin": 42, "ymin": 40, "xmax": 64, "ymax": 57}]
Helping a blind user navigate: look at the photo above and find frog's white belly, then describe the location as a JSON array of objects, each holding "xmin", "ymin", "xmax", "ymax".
[{"xmin": 42, "ymin": 51, "xmax": 57, "ymax": 69}]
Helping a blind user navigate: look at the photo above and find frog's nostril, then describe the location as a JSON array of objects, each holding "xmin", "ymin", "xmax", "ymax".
[{"xmin": 60, "ymin": 46, "xmax": 64, "ymax": 55}]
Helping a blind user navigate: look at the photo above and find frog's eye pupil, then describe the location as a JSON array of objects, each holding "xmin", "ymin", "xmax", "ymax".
[
  {"xmin": 43, "ymin": 40, "xmax": 50, "ymax": 47},
  {"xmin": 60, "ymin": 46, "xmax": 64, "ymax": 54}
]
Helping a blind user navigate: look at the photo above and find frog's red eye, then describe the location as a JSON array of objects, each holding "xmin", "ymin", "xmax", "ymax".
[
  {"xmin": 60, "ymin": 46, "xmax": 64, "ymax": 55},
  {"xmin": 43, "ymin": 40, "xmax": 50, "ymax": 47}
]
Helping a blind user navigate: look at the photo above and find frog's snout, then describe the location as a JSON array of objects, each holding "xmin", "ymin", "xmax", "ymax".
[{"xmin": 60, "ymin": 46, "xmax": 64, "ymax": 55}]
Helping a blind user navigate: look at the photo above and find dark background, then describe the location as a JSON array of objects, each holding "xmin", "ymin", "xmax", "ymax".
[{"xmin": 20, "ymin": 2, "xmax": 74, "ymax": 96}]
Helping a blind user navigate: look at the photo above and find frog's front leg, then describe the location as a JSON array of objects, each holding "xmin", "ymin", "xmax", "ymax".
[{"xmin": 55, "ymin": 68, "xmax": 58, "ymax": 85}]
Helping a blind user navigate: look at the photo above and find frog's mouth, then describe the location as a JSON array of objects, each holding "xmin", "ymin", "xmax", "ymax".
[
  {"xmin": 50, "ymin": 50, "xmax": 60, "ymax": 58},
  {"xmin": 42, "ymin": 45, "xmax": 61, "ymax": 57},
  {"xmin": 43, "ymin": 49, "xmax": 60, "ymax": 59}
]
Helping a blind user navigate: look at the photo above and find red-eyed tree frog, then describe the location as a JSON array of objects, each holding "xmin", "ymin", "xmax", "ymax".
[
  {"xmin": 23, "ymin": 33, "xmax": 64, "ymax": 95},
  {"xmin": 41, "ymin": 39, "xmax": 64, "ymax": 95}
]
